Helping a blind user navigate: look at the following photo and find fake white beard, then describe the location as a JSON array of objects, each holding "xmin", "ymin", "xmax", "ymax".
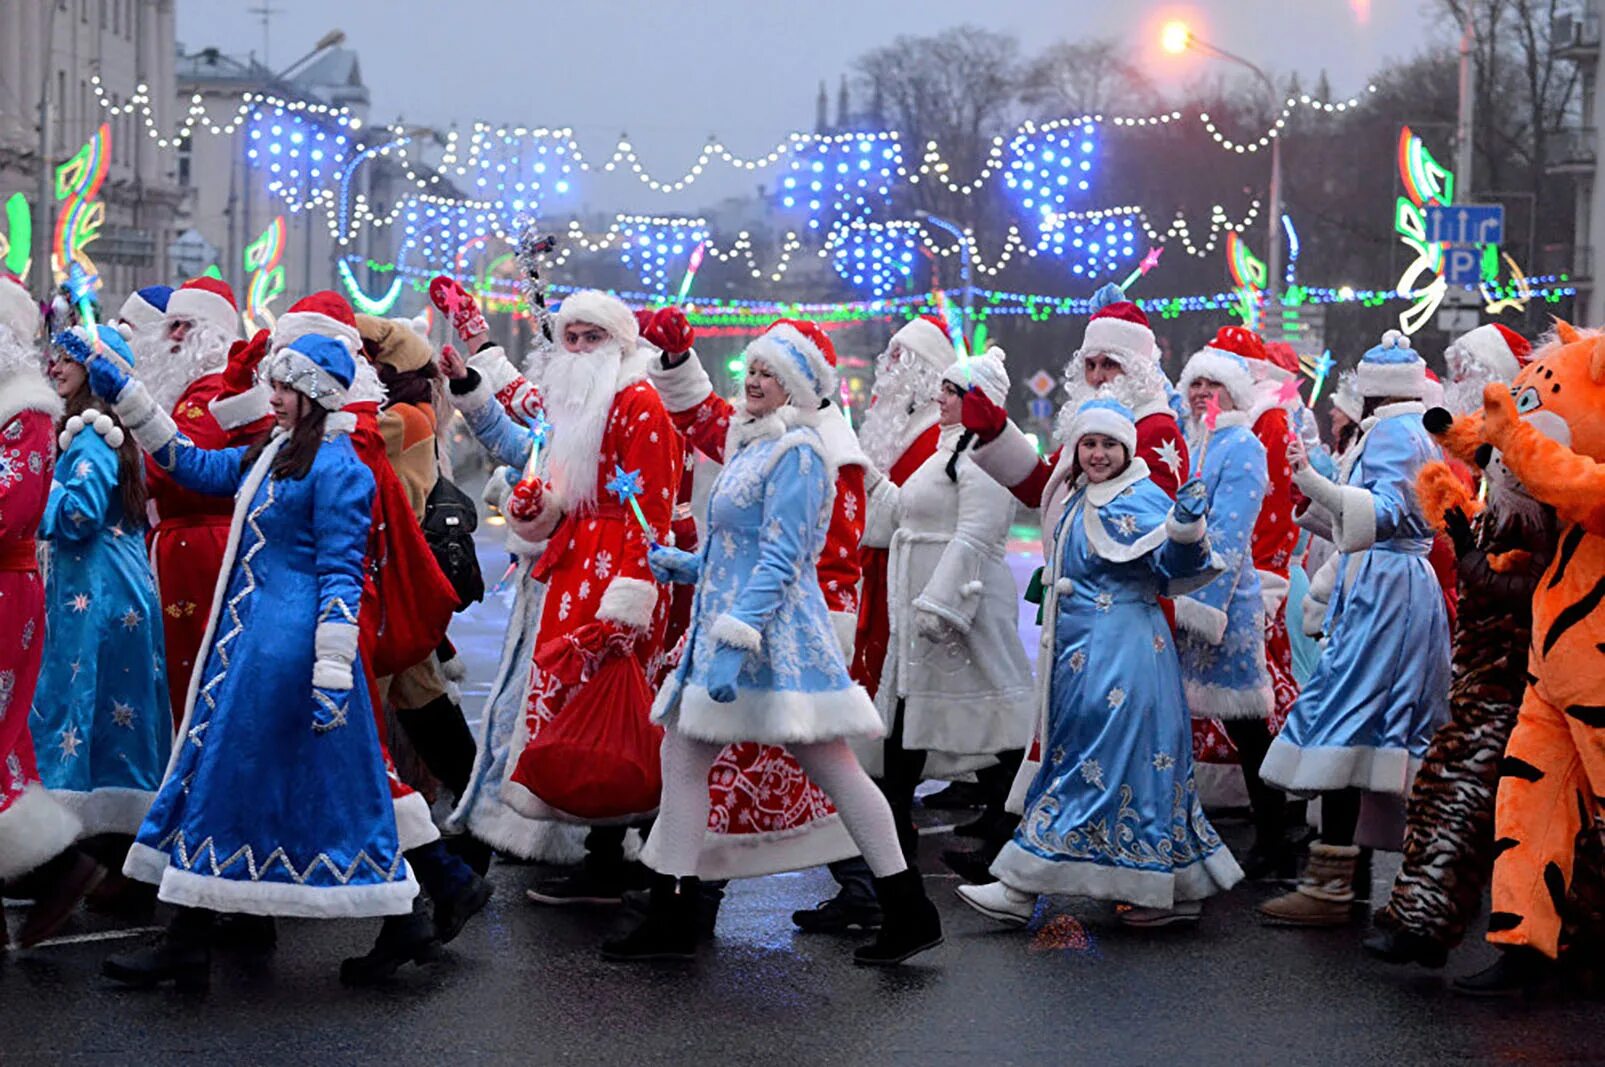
[
  {"xmin": 1485, "ymin": 452, "xmax": 1548, "ymax": 540},
  {"xmin": 0, "ymin": 326, "xmax": 45, "ymax": 386},
  {"xmin": 859, "ymin": 355, "xmax": 942, "ymax": 471},
  {"xmin": 533, "ymin": 339, "xmax": 625, "ymax": 511},
  {"xmin": 143, "ymin": 320, "xmax": 232, "ymax": 412},
  {"xmin": 1053, "ymin": 365, "xmax": 1164, "ymax": 448},
  {"xmin": 1443, "ymin": 363, "xmax": 1501, "ymax": 416}
]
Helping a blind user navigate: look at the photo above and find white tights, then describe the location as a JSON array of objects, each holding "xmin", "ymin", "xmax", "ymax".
[{"xmin": 648, "ymin": 727, "xmax": 910, "ymax": 880}]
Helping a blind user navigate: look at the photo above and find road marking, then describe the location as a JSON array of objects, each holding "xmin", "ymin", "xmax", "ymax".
[{"xmin": 5, "ymin": 926, "xmax": 160, "ymax": 950}]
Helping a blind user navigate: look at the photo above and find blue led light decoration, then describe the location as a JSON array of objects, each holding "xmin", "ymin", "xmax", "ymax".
[
  {"xmin": 616, "ymin": 215, "xmax": 709, "ymax": 291},
  {"xmin": 825, "ymin": 219, "xmax": 919, "ymax": 298},
  {"xmin": 247, "ymin": 107, "xmax": 351, "ymax": 210},
  {"xmin": 773, "ymin": 132, "xmax": 902, "ymax": 231},
  {"xmin": 1004, "ymin": 121, "xmax": 1100, "ymax": 232}
]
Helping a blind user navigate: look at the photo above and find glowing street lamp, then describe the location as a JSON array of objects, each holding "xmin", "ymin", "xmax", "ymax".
[{"xmin": 1159, "ymin": 21, "xmax": 1285, "ymax": 306}]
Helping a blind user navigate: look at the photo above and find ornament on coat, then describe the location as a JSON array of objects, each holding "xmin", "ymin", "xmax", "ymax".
[{"xmin": 605, "ymin": 465, "xmax": 658, "ymax": 547}]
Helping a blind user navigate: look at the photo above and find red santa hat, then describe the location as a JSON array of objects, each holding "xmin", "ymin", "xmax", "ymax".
[
  {"xmin": 888, "ymin": 315, "xmax": 956, "ymax": 376},
  {"xmin": 745, "ymin": 320, "xmax": 838, "ymax": 409},
  {"xmin": 1250, "ymin": 340, "xmax": 1302, "ymax": 383},
  {"xmin": 273, "ymin": 290, "xmax": 361, "ymax": 354},
  {"xmin": 0, "ymin": 273, "xmax": 40, "ymax": 341},
  {"xmin": 554, "ymin": 289, "xmax": 638, "ymax": 349},
  {"xmin": 1078, "ymin": 298, "xmax": 1156, "ymax": 368},
  {"xmin": 1448, "ymin": 323, "xmax": 1531, "ymax": 384},
  {"xmin": 166, "ymin": 276, "xmax": 241, "ymax": 340},
  {"xmin": 766, "ymin": 317, "xmax": 837, "ymax": 367},
  {"xmin": 1178, "ymin": 325, "xmax": 1262, "ymax": 410}
]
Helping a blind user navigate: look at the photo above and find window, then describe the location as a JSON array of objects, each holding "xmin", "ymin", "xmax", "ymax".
[{"xmin": 177, "ymin": 134, "xmax": 192, "ymax": 187}]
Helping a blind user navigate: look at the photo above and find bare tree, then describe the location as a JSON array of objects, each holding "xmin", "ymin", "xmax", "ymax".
[{"xmin": 1020, "ymin": 39, "xmax": 1162, "ymax": 119}]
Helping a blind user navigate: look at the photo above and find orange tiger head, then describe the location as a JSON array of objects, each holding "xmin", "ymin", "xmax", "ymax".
[{"xmin": 1507, "ymin": 320, "xmax": 1605, "ymax": 463}]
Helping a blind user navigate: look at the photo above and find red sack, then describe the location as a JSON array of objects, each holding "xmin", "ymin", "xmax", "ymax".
[{"xmin": 513, "ymin": 649, "xmax": 664, "ymax": 820}]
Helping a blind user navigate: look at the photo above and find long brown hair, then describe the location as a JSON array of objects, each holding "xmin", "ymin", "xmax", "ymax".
[
  {"xmin": 240, "ymin": 394, "xmax": 329, "ymax": 481},
  {"xmin": 62, "ymin": 385, "xmax": 148, "ymax": 523}
]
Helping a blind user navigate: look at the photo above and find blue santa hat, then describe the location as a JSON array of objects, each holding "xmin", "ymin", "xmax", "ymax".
[
  {"xmin": 116, "ymin": 285, "xmax": 173, "ymax": 331},
  {"xmin": 1064, "ymin": 396, "xmax": 1138, "ymax": 456},
  {"xmin": 1356, "ymin": 329, "xmax": 1427, "ymax": 400},
  {"xmin": 52, "ymin": 324, "xmax": 138, "ymax": 368},
  {"xmin": 265, "ymin": 333, "xmax": 357, "ymax": 411}
]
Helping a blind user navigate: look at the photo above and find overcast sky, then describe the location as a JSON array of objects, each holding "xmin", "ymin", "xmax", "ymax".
[{"xmin": 175, "ymin": 0, "xmax": 1451, "ymax": 208}]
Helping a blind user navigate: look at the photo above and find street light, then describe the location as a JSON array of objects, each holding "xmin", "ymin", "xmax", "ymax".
[
  {"xmin": 1160, "ymin": 22, "xmax": 1285, "ymax": 310},
  {"xmin": 914, "ymin": 209, "xmax": 971, "ymax": 349}
]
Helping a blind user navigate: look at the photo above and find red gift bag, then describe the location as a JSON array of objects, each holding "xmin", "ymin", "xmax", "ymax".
[{"xmin": 515, "ymin": 627, "xmax": 664, "ymax": 820}]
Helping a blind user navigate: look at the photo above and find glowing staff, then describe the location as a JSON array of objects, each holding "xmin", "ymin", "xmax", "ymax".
[
  {"xmin": 521, "ymin": 411, "xmax": 550, "ymax": 482},
  {"xmin": 64, "ymin": 261, "xmax": 104, "ymax": 356},
  {"xmin": 676, "ymin": 240, "xmax": 707, "ymax": 305},
  {"xmin": 605, "ymin": 465, "xmax": 658, "ymax": 546},
  {"xmin": 243, "ymin": 216, "xmax": 287, "ymax": 330},
  {"xmin": 1118, "ymin": 246, "xmax": 1165, "ymax": 291},
  {"xmin": 1306, "ymin": 350, "xmax": 1336, "ymax": 403}
]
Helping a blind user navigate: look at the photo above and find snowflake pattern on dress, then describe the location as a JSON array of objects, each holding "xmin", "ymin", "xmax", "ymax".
[
  {"xmin": 557, "ymin": 591, "xmax": 572, "ymax": 621},
  {"xmin": 1078, "ymin": 758, "xmax": 1105, "ymax": 789},
  {"xmin": 594, "ymin": 550, "xmax": 613, "ymax": 580},
  {"xmin": 0, "ymin": 669, "xmax": 13, "ymax": 720},
  {"xmin": 1068, "ymin": 649, "xmax": 1087, "ymax": 673},
  {"xmin": 577, "ymin": 578, "xmax": 591, "ymax": 601},
  {"xmin": 1106, "ymin": 686, "xmax": 1126, "ymax": 709},
  {"xmin": 0, "ymin": 447, "xmax": 21, "ymax": 489}
]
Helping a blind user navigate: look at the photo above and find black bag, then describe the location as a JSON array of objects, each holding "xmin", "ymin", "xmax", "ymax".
[{"xmin": 422, "ymin": 476, "xmax": 485, "ymax": 611}]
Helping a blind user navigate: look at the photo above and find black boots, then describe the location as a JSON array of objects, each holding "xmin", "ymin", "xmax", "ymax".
[
  {"xmin": 601, "ymin": 874, "xmax": 700, "ymax": 962},
  {"xmin": 339, "ymin": 897, "xmax": 439, "ymax": 986},
  {"xmin": 1361, "ymin": 925, "xmax": 1449, "ymax": 969},
  {"xmin": 102, "ymin": 907, "xmax": 213, "ymax": 992},
  {"xmin": 407, "ymin": 840, "xmax": 493, "ymax": 944},
  {"xmin": 15, "ymin": 848, "xmax": 106, "ymax": 949},
  {"xmin": 1452, "ymin": 947, "xmax": 1553, "ymax": 998},
  {"xmin": 853, "ymin": 869, "xmax": 944, "ymax": 966}
]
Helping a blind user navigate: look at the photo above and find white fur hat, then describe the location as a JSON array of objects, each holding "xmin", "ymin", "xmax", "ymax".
[
  {"xmin": 1447, "ymin": 323, "xmax": 1530, "ymax": 386},
  {"xmin": 554, "ymin": 289, "xmax": 638, "ymax": 349},
  {"xmin": 1064, "ymin": 396, "xmax": 1138, "ymax": 456},
  {"xmin": 166, "ymin": 277, "xmax": 241, "ymax": 341},
  {"xmin": 1357, "ymin": 330, "xmax": 1427, "ymax": 400},
  {"xmin": 0, "ymin": 274, "xmax": 40, "ymax": 341},
  {"xmin": 745, "ymin": 321, "xmax": 839, "ymax": 409},
  {"xmin": 889, "ymin": 316, "xmax": 957, "ymax": 376},
  {"xmin": 1178, "ymin": 342, "xmax": 1259, "ymax": 411},
  {"xmin": 941, "ymin": 348, "xmax": 1009, "ymax": 407}
]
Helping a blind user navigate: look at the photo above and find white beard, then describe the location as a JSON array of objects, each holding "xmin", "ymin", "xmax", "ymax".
[
  {"xmin": 859, "ymin": 354, "xmax": 941, "ymax": 471},
  {"xmin": 1053, "ymin": 369, "xmax": 1163, "ymax": 448},
  {"xmin": 143, "ymin": 320, "xmax": 232, "ymax": 412},
  {"xmin": 0, "ymin": 326, "xmax": 44, "ymax": 386},
  {"xmin": 532, "ymin": 339, "xmax": 625, "ymax": 511},
  {"xmin": 1444, "ymin": 366, "xmax": 1500, "ymax": 416}
]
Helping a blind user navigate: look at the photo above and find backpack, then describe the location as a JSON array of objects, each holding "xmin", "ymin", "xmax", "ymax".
[{"xmin": 422, "ymin": 475, "xmax": 485, "ymax": 610}]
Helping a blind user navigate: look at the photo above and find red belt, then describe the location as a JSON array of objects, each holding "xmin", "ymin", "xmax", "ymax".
[{"xmin": 0, "ymin": 539, "xmax": 39, "ymax": 573}]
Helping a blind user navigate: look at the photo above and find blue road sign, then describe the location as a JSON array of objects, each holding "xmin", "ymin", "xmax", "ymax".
[
  {"xmin": 1425, "ymin": 203, "xmax": 1504, "ymax": 247},
  {"xmin": 1443, "ymin": 246, "xmax": 1483, "ymax": 288},
  {"xmin": 1028, "ymin": 397, "xmax": 1053, "ymax": 421}
]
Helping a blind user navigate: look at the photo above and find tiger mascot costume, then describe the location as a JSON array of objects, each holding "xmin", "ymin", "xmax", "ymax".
[{"xmin": 1447, "ymin": 321, "xmax": 1605, "ymax": 995}]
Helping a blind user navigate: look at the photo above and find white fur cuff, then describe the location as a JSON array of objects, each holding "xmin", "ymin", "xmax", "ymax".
[
  {"xmin": 210, "ymin": 382, "xmax": 271, "ymax": 430},
  {"xmin": 646, "ymin": 349, "xmax": 715, "ymax": 413},
  {"xmin": 312, "ymin": 621, "xmax": 358, "ymax": 689},
  {"xmin": 829, "ymin": 610, "xmax": 857, "ymax": 661},
  {"xmin": 114, "ymin": 381, "xmax": 179, "ymax": 452},
  {"xmin": 711, "ymin": 613, "xmax": 763, "ymax": 652},
  {"xmin": 1173, "ymin": 595, "xmax": 1230, "ymax": 645},
  {"xmin": 1166, "ymin": 512, "xmax": 1207, "ymax": 543},
  {"xmin": 467, "ymin": 345, "xmax": 523, "ymax": 396},
  {"xmin": 597, "ymin": 576, "xmax": 658, "ymax": 630},
  {"xmin": 1335, "ymin": 485, "xmax": 1380, "ymax": 554},
  {"xmin": 970, "ymin": 420, "xmax": 1041, "ymax": 489}
]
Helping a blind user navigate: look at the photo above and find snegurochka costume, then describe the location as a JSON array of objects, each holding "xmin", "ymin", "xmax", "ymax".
[
  {"xmin": 614, "ymin": 324, "xmax": 943, "ymax": 967},
  {"xmin": 960, "ymin": 399, "xmax": 1242, "ymax": 925},
  {"xmin": 101, "ymin": 332, "xmax": 417, "ymax": 920},
  {"xmin": 1260, "ymin": 332, "xmax": 1451, "ymax": 926},
  {"xmin": 31, "ymin": 326, "xmax": 171, "ymax": 838}
]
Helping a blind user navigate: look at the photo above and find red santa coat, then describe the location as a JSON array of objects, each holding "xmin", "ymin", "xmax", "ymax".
[
  {"xmin": 646, "ymin": 351, "xmax": 869, "ymax": 877},
  {"xmin": 486, "ymin": 355, "xmax": 680, "ymax": 825},
  {"xmin": 146, "ymin": 374, "xmax": 273, "ymax": 727},
  {"xmin": 969, "ymin": 406, "xmax": 1188, "ymax": 511},
  {"xmin": 0, "ymin": 379, "xmax": 82, "ymax": 880}
]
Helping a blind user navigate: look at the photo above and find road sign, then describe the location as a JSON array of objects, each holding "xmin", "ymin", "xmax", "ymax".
[
  {"xmin": 1424, "ymin": 203, "xmax": 1504, "ymax": 247},
  {"xmin": 1028, "ymin": 397, "xmax": 1054, "ymax": 421},
  {"xmin": 1437, "ymin": 307, "xmax": 1480, "ymax": 335},
  {"xmin": 1443, "ymin": 246, "xmax": 1483, "ymax": 288},
  {"xmin": 1026, "ymin": 370, "xmax": 1056, "ymax": 398}
]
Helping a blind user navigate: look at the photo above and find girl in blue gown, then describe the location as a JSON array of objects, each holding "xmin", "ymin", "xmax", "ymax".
[{"xmin": 958, "ymin": 398, "xmax": 1243, "ymax": 929}]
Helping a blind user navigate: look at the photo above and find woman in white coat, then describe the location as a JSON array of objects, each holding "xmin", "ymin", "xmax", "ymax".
[{"xmin": 866, "ymin": 352, "xmax": 1035, "ymax": 861}]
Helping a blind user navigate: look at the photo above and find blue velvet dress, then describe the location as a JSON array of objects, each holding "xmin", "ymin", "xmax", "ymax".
[
  {"xmin": 122, "ymin": 421, "xmax": 418, "ymax": 917},
  {"xmin": 1261, "ymin": 405, "xmax": 1451, "ymax": 798},
  {"xmin": 992, "ymin": 459, "xmax": 1244, "ymax": 908},
  {"xmin": 32, "ymin": 415, "xmax": 170, "ymax": 836}
]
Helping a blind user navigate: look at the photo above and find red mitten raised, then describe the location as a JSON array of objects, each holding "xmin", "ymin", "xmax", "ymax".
[
  {"xmin": 507, "ymin": 477, "xmax": 545, "ymax": 522},
  {"xmin": 633, "ymin": 308, "xmax": 656, "ymax": 336},
  {"xmin": 642, "ymin": 307, "xmax": 694, "ymax": 356},
  {"xmin": 428, "ymin": 275, "xmax": 489, "ymax": 342},
  {"xmin": 221, "ymin": 328, "xmax": 270, "ymax": 394},
  {"xmin": 961, "ymin": 386, "xmax": 1009, "ymax": 444}
]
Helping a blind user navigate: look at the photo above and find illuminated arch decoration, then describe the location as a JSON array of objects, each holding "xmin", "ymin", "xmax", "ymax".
[
  {"xmin": 242, "ymin": 216, "xmax": 287, "ymax": 330},
  {"xmin": 53, "ymin": 123, "xmax": 111, "ymax": 287}
]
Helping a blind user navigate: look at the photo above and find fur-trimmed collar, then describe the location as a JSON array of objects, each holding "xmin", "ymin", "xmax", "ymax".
[
  {"xmin": 723, "ymin": 404, "xmax": 819, "ymax": 455},
  {"xmin": 617, "ymin": 346, "xmax": 653, "ymax": 393},
  {"xmin": 814, "ymin": 403, "xmax": 868, "ymax": 470},
  {"xmin": 0, "ymin": 373, "xmax": 64, "ymax": 431},
  {"xmin": 1086, "ymin": 457, "xmax": 1154, "ymax": 507},
  {"xmin": 1361, "ymin": 400, "xmax": 1426, "ymax": 431}
]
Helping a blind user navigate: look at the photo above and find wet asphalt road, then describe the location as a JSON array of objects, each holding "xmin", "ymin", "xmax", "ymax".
[{"xmin": 4, "ymin": 531, "xmax": 1604, "ymax": 1064}]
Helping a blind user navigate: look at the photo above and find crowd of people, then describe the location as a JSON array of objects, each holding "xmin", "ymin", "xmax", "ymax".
[{"xmin": 0, "ymin": 265, "xmax": 1601, "ymax": 1000}]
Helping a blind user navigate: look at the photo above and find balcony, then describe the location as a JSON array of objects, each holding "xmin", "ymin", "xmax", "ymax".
[
  {"xmin": 1545, "ymin": 127, "xmax": 1598, "ymax": 173},
  {"xmin": 1554, "ymin": 14, "xmax": 1601, "ymax": 61}
]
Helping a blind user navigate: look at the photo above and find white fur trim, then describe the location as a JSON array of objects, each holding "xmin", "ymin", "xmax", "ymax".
[
  {"xmin": 392, "ymin": 789, "xmax": 442, "ymax": 851},
  {"xmin": 209, "ymin": 381, "xmax": 271, "ymax": 430},
  {"xmin": 0, "ymin": 277, "xmax": 41, "ymax": 340},
  {"xmin": 113, "ymin": 381, "xmax": 179, "ymax": 452},
  {"xmin": 272, "ymin": 309, "xmax": 360, "ymax": 354},
  {"xmin": 554, "ymin": 290, "xmax": 638, "ymax": 348},
  {"xmin": 1335, "ymin": 485, "xmax": 1379, "ymax": 553},
  {"xmin": 0, "ymin": 375, "xmax": 63, "ymax": 431},
  {"xmin": 267, "ymin": 348, "xmax": 349, "ymax": 410},
  {"xmin": 1083, "ymin": 497, "xmax": 1169, "ymax": 564},
  {"xmin": 1357, "ymin": 359, "xmax": 1426, "ymax": 400},
  {"xmin": 1065, "ymin": 405, "xmax": 1138, "ymax": 455},
  {"xmin": 659, "ymin": 683, "xmax": 884, "ymax": 745},
  {"xmin": 1258, "ymin": 570, "xmax": 1290, "ymax": 613},
  {"xmin": 991, "ymin": 835, "xmax": 1241, "ymax": 908},
  {"xmin": 1079, "ymin": 315, "xmax": 1156, "ymax": 366},
  {"xmin": 142, "ymin": 859, "xmax": 418, "ymax": 919},
  {"xmin": 1179, "ymin": 348, "xmax": 1258, "ymax": 411},
  {"xmin": 312, "ymin": 620, "xmax": 359, "ymax": 689},
  {"xmin": 643, "ymin": 809, "xmax": 861, "ymax": 881},
  {"xmin": 1166, "ymin": 512, "xmax": 1207, "ymax": 544},
  {"xmin": 0, "ymin": 783, "xmax": 82, "ymax": 880},
  {"xmin": 497, "ymin": 776, "xmax": 658, "ymax": 827},
  {"xmin": 456, "ymin": 792, "xmax": 585, "ymax": 863},
  {"xmin": 813, "ymin": 403, "xmax": 868, "ymax": 470},
  {"xmin": 324, "ymin": 411, "xmax": 357, "ymax": 437},
  {"xmin": 746, "ymin": 328, "xmax": 837, "ymax": 408},
  {"xmin": 711, "ymin": 613, "xmax": 764, "ymax": 652},
  {"xmin": 1260, "ymin": 737, "xmax": 1422, "ymax": 798},
  {"xmin": 969, "ymin": 420, "xmax": 1042, "ymax": 488},
  {"xmin": 596, "ymin": 576, "xmax": 658, "ymax": 630},
  {"xmin": 1184, "ymin": 678, "xmax": 1275, "ymax": 722},
  {"xmin": 49, "ymin": 786, "xmax": 157, "ymax": 837},
  {"xmin": 830, "ymin": 610, "xmax": 858, "ymax": 660},
  {"xmin": 890, "ymin": 317, "xmax": 958, "ymax": 376},
  {"xmin": 1450, "ymin": 325, "xmax": 1521, "ymax": 384},
  {"xmin": 167, "ymin": 289, "xmax": 240, "ymax": 341},
  {"xmin": 465, "ymin": 345, "xmax": 525, "ymax": 397},
  {"xmin": 1173, "ymin": 595, "xmax": 1230, "ymax": 645},
  {"xmin": 645, "ymin": 348, "xmax": 715, "ymax": 413}
]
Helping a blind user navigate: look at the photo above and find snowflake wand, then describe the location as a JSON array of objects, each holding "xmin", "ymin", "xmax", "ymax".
[
  {"xmin": 521, "ymin": 411, "xmax": 550, "ymax": 482},
  {"xmin": 1307, "ymin": 350, "xmax": 1336, "ymax": 404},
  {"xmin": 65, "ymin": 262, "xmax": 103, "ymax": 354},
  {"xmin": 605, "ymin": 465, "xmax": 658, "ymax": 548}
]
